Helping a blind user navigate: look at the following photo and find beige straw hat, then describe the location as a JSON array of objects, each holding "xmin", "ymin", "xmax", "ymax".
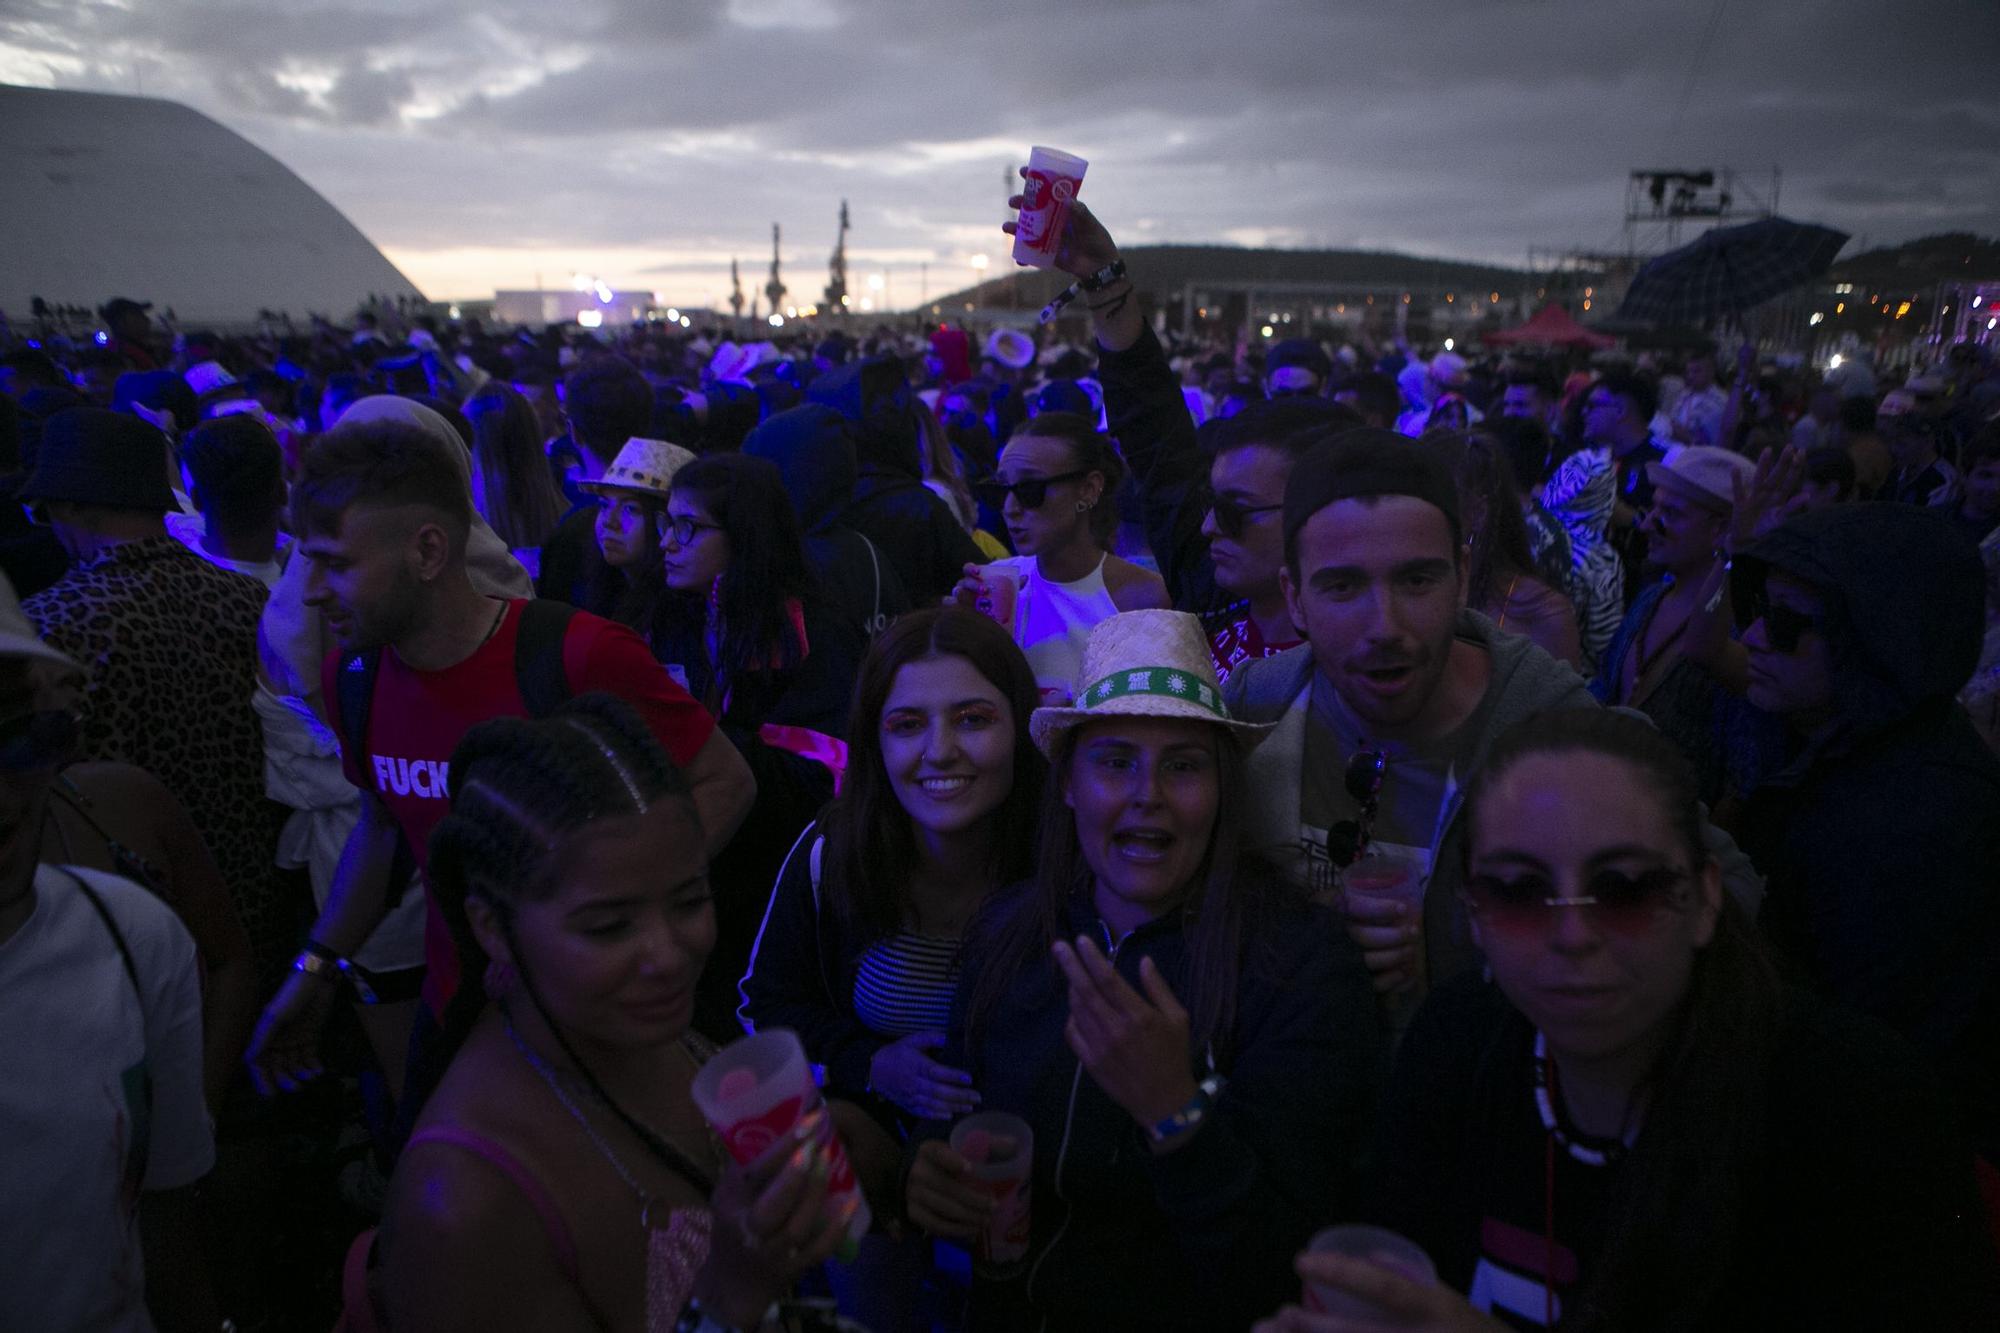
[
  {"xmin": 579, "ymin": 436, "xmax": 697, "ymax": 501},
  {"xmin": 1029, "ymin": 609, "xmax": 1274, "ymax": 757}
]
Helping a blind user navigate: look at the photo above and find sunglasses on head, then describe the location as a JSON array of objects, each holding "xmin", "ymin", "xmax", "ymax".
[
  {"xmin": 971, "ymin": 470, "xmax": 1090, "ymax": 511},
  {"xmin": 1208, "ymin": 494, "xmax": 1284, "ymax": 540},
  {"xmin": 1461, "ymin": 865, "xmax": 1690, "ymax": 937},
  {"xmin": 0, "ymin": 709, "xmax": 78, "ymax": 774},
  {"xmin": 1731, "ymin": 567, "xmax": 1824, "ymax": 654},
  {"xmin": 1325, "ymin": 748, "xmax": 1387, "ymax": 870}
]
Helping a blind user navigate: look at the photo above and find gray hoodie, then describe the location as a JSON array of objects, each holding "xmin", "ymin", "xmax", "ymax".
[{"xmin": 1224, "ymin": 610, "xmax": 1761, "ymax": 987}]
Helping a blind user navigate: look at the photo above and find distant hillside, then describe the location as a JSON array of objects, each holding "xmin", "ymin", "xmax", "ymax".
[
  {"xmin": 937, "ymin": 243, "xmax": 1532, "ymax": 310},
  {"xmin": 1828, "ymin": 232, "xmax": 2000, "ymax": 291}
]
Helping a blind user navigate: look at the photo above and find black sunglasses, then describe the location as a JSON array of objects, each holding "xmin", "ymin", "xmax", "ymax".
[
  {"xmin": 0, "ymin": 709, "xmax": 79, "ymax": 774},
  {"xmin": 1208, "ymin": 494, "xmax": 1283, "ymax": 541},
  {"xmin": 971, "ymin": 470, "xmax": 1090, "ymax": 511},
  {"xmin": 1732, "ymin": 568, "xmax": 1824, "ymax": 654},
  {"xmin": 1325, "ymin": 748, "xmax": 1387, "ymax": 870}
]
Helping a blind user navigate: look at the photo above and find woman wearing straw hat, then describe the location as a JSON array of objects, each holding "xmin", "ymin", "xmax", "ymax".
[
  {"xmin": 904, "ymin": 609, "xmax": 1383, "ymax": 1332},
  {"xmin": 576, "ymin": 436, "xmax": 695, "ymax": 641}
]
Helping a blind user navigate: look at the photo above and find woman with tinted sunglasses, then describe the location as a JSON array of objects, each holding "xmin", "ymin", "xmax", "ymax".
[
  {"xmin": 1256, "ymin": 708, "xmax": 1998, "ymax": 1331},
  {"xmin": 951, "ymin": 412, "xmax": 1167, "ymax": 703}
]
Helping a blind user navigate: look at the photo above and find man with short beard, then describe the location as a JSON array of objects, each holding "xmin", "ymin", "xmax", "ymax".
[{"xmin": 1225, "ymin": 431, "xmax": 1761, "ymax": 1020}]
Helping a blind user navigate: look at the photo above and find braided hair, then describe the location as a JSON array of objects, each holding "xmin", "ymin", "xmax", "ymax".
[{"xmin": 427, "ymin": 691, "xmax": 714, "ymax": 1187}]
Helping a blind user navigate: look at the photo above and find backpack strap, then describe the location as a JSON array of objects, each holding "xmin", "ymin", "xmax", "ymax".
[
  {"xmin": 857, "ymin": 534, "xmax": 887, "ymax": 638},
  {"xmin": 513, "ymin": 599, "xmax": 578, "ymax": 717},
  {"xmin": 63, "ymin": 868, "xmax": 154, "ymax": 1184},
  {"xmin": 332, "ymin": 646, "xmax": 384, "ymax": 768},
  {"xmin": 65, "ymin": 867, "xmax": 143, "ymax": 1000}
]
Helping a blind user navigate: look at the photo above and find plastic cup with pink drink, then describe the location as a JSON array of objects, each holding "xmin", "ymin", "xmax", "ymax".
[
  {"xmin": 1339, "ymin": 845, "xmax": 1428, "ymax": 923},
  {"xmin": 973, "ymin": 562, "xmax": 1021, "ymax": 630},
  {"xmin": 948, "ymin": 1110, "xmax": 1034, "ymax": 1271},
  {"xmin": 1303, "ymin": 1225, "xmax": 1437, "ymax": 1316},
  {"xmin": 690, "ymin": 1028, "xmax": 872, "ymax": 1251},
  {"xmin": 1011, "ymin": 147, "xmax": 1088, "ymax": 269}
]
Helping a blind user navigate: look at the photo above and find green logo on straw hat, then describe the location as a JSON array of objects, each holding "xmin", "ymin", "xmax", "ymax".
[{"xmin": 1079, "ymin": 666, "xmax": 1226, "ymax": 718}]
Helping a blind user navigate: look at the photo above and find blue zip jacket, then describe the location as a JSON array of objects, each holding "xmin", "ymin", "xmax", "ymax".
[{"xmin": 922, "ymin": 874, "xmax": 1385, "ymax": 1331}]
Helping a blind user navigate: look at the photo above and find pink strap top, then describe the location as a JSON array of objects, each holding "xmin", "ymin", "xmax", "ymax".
[
  {"xmin": 404, "ymin": 1125, "xmax": 713, "ymax": 1332},
  {"xmin": 406, "ymin": 1125, "xmax": 581, "ymax": 1283}
]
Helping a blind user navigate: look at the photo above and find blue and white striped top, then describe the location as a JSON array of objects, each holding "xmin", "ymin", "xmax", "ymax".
[{"xmin": 851, "ymin": 930, "xmax": 962, "ymax": 1037}]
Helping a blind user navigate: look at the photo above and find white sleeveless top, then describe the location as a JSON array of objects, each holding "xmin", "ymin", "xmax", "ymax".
[{"xmin": 993, "ymin": 554, "xmax": 1120, "ymax": 705}]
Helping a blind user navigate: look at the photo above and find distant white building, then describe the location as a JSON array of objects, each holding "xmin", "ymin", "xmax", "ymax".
[
  {"xmin": 0, "ymin": 83, "xmax": 424, "ymax": 325},
  {"xmin": 493, "ymin": 289, "xmax": 660, "ymax": 329}
]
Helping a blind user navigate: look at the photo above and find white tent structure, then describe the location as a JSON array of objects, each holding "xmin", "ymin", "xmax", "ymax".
[{"xmin": 0, "ymin": 84, "xmax": 424, "ymax": 325}]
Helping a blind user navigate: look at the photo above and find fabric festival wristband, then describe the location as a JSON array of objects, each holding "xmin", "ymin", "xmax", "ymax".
[
  {"xmin": 292, "ymin": 949, "xmax": 342, "ymax": 984},
  {"xmin": 1039, "ymin": 259, "xmax": 1129, "ymax": 324},
  {"xmin": 1149, "ymin": 1074, "xmax": 1224, "ymax": 1144}
]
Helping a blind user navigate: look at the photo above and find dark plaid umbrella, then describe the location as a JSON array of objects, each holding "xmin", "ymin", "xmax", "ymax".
[{"xmin": 1616, "ymin": 217, "xmax": 1850, "ymax": 327}]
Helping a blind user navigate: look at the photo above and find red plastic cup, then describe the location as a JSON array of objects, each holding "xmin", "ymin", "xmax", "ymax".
[
  {"xmin": 690, "ymin": 1029, "xmax": 872, "ymax": 1248},
  {"xmin": 1012, "ymin": 147, "xmax": 1088, "ymax": 269},
  {"xmin": 950, "ymin": 1111, "xmax": 1034, "ymax": 1269},
  {"xmin": 974, "ymin": 562, "xmax": 1021, "ymax": 630}
]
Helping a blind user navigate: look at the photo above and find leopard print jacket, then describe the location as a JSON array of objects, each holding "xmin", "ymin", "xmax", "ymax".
[{"xmin": 25, "ymin": 537, "xmax": 291, "ymax": 979}]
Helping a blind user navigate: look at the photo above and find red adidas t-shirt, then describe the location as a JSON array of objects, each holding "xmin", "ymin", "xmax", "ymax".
[{"xmin": 323, "ymin": 599, "xmax": 716, "ymax": 1013}]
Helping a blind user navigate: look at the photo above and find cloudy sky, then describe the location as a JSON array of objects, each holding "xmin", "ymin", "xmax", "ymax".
[{"xmin": 3, "ymin": 0, "xmax": 1996, "ymax": 307}]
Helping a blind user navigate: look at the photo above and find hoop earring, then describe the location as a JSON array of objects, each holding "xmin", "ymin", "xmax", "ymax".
[{"xmin": 1075, "ymin": 500, "xmax": 1089, "ymax": 512}]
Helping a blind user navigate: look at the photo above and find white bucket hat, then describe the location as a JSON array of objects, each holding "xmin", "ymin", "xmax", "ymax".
[
  {"xmin": 1029, "ymin": 610, "xmax": 1274, "ymax": 757},
  {"xmin": 579, "ymin": 436, "xmax": 697, "ymax": 501}
]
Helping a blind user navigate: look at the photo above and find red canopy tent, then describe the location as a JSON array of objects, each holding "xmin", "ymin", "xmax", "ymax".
[{"xmin": 1484, "ymin": 304, "xmax": 1617, "ymax": 350}]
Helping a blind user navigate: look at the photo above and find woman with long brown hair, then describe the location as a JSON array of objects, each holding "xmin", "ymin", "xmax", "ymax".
[{"xmin": 463, "ymin": 382, "xmax": 566, "ymax": 565}]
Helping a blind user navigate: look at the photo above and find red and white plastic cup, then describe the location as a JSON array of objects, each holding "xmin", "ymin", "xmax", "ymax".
[
  {"xmin": 949, "ymin": 1110, "xmax": 1034, "ymax": 1269},
  {"xmin": 1339, "ymin": 846, "xmax": 1427, "ymax": 922},
  {"xmin": 1012, "ymin": 146, "xmax": 1088, "ymax": 269},
  {"xmin": 690, "ymin": 1028, "xmax": 872, "ymax": 1250},
  {"xmin": 1303, "ymin": 1225, "xmax": 1437, "ymax": 1316},
  {"xmin": 973, "ymin": 562, "xmax": 1022, "ymax": 630}
]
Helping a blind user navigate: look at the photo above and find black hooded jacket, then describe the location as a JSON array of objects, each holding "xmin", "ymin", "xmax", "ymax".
[
  {"xmin": 806, "ymin": 358, "xmax": 981, "ymax": 605},
  {"xmin": 743, "ymin": 405, "xmax": 911, "ymax": 641},
  {"xmin": 1738, "ymin": 505, "xmax": 2000, "ymax": 1158}
]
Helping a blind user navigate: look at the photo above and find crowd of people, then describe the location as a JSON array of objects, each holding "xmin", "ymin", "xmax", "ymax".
[{"xmin": 2, "ymin": 183, "xmax": 1999, "ymax": 1333}]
